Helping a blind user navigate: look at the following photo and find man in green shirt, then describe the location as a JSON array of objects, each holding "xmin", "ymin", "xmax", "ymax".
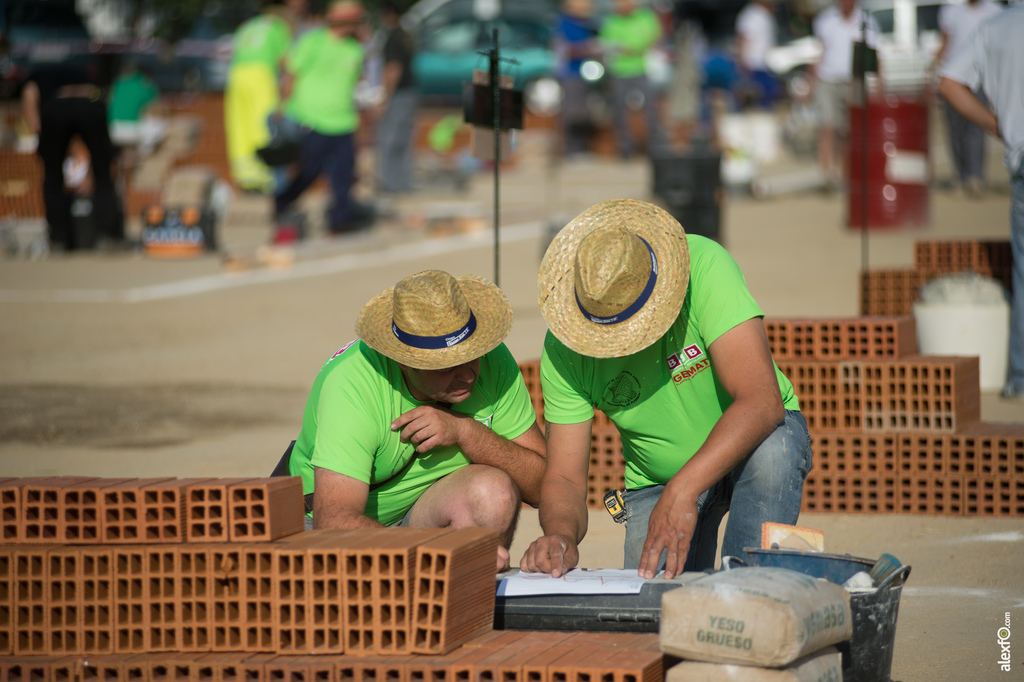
[
  {"xmin": 520, "ymin": 199, "xmax": 811, "ymax": 579},
  {"xmin": 225, "ymin": 0, "xmax": 294, "ymax": 193},
  {"xmin": 599, "ymin": 0, "xmax": 665, "ymax": 158},
  {"xmin": 274, "ymin": 0, "xmax": 366, "ymax": 237},
  {"xmin": 286, "ymin": 270, "xmax": 547, "ymax": 571}
]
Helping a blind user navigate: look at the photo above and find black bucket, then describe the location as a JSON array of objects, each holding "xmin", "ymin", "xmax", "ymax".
[{"xmin": 737, "ymin": 549, "xmax": 911, "ymax": 682}]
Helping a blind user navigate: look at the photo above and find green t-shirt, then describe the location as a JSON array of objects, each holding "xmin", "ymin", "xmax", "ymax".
[
  {"xmin": 285, "ymin": 27, "xmax": 363, "ymax": 135},
  {"xmin": 231, "ymin": 13, "xmax": 291, "ymax": 71},
  {"xmin": 108, "ymin": 72, "xmax": 158, "ymax": 123},
  {"xmin": 540, "ymin": 234, "xmax": 799, "ymax": 490},
  {"xmin": 290, "ymin": 340, "xmax": 537, "ymax": 525},
  {"xmin": 599, "ymin": 8, "xmax": 662, "ymax": 78}
]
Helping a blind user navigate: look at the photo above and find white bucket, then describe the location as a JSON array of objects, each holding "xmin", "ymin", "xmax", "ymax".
[{"xmin": 913, "ymin": 301, "xmax": 1010, "ymax": 390}]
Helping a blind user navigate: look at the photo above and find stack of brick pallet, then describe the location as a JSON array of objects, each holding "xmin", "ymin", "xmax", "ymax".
[
  {"xmin": 518, "ymin": 314, "xmax": 1023, "ymax": 517},
  {"xmin": 1, "ymin": 475, "xmax": 667, "ymax": 682},
  {"xmin": 0, "ymin": 150, "xmax": 45, "ymax": 218},
  {"xmin": 861, "ymin": 239, "xmax": 1012, "ymax": 315},
  {"xmin": 0, "ymin": 630, "xmax": 664, "ymax": 682}
]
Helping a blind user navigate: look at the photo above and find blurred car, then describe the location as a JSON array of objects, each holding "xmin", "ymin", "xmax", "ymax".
[
  {"xmin": 405, "ymin": 0, "xmax": 559, "ymax": 114},
  {"xmin": 0, "ymin": 0, "xmax": 100, "ymax": 98},
  {"xmin": 128, "ymin": 4, "xmax": 257, "ymax": 92},
  {"xmin": 765, "ymin": 0, "xmax": 949, "ymax": 98}
]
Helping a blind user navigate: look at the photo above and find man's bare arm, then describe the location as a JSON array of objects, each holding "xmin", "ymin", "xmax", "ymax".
[
  {"xmin": 312, "ymin": 466, "xmax": 384, "ymax": 530},
  {"xmin": 938, "ymin": 77, "xmax": 1000, "ymax": 138},
  {"xmin": 519, "ymin": 419, "xmax": 592, "ymax": 577},
  {"xmin": 392, "ymin": 409, "xmax": 547, "ymax": 505},
  {"xmin": 638, "ymin": 318, "xmax": 785, "ymax": 578}
]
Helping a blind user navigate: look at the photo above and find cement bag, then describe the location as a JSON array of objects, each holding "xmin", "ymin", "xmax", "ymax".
[
  {"xmin": 665, "ymin": 646, "xmax": 842, "ymax": 682},
  {"xmin": 660, "ymin": 567, "xmax": 851, "ymax": 667}
]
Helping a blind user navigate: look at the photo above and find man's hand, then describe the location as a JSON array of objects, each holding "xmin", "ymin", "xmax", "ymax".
[
  {"xmin": 519, "ymin": 533, "xmax": 579, "ymax": 578},
  {"xmin": 638, "ymin": 490, "xmax": 698, "ymax": 579},
  {"xmin": 392, "ymin": 405, "xmax": 466, "ymax": 453},
  {"xmin": 496, "ymin": 545, "xmax": 511, "ymax": 573}
]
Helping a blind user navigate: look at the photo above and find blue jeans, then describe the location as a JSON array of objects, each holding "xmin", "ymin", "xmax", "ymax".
[
  {"xmin": 1008, "ymin": 159, "xmax": 1024, "ymax": 393},
  {"xmin": 274, "ymin": 128, "xmax": 355, "ymax": 232},
  {"xmin": 622, "ymin": 410, "xmax": 812, "ymax": 572}
]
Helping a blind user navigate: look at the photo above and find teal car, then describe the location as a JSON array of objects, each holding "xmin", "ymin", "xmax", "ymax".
[{"xmin": 409, "ymin": 0, "xmax": 557, "ymax": 107}]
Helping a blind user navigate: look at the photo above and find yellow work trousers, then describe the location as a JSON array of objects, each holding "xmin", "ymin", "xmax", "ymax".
[{"xmin": 224, "ymin": 63, "xmax": 278, "ymax": 193}]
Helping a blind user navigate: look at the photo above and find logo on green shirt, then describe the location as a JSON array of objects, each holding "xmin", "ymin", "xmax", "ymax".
[{"xmin": 604, "ymin": 372, "xmax": 641, "ymax": 407}]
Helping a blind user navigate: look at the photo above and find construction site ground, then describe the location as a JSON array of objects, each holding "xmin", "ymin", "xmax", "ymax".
[{"xmin": 1, "ymin": 112, "xmax": 1022, "ymax": 681}]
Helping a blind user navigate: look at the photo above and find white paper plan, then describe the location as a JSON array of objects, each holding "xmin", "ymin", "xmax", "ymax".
[{"xmin": 497, "ymin": 569, "xmax": 649, "ymax": 597}]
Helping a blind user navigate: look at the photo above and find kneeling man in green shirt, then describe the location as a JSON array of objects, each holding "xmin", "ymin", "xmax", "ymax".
[
  {"xmin": 288, "ymin": 270, "xmax": 547, "ymax": 571},
  {"xmin": 521, "ymin": 199, "xmax": 812, "ymax": 580}
]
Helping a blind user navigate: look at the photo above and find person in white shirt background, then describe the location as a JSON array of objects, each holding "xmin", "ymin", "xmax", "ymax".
[
  {"xmin": 808, "ymin": 0, "xmax": 879, "ymax": 186},
  {"xmin": 735, "ymin": 0, "xmax": 779, "ymax": 109},
  {"xmin": 932, "ymin": 0, "xmax": 1003, "ymax": 198}
]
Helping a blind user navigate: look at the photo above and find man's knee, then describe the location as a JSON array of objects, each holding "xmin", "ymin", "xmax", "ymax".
[
  {"xmin": 739, "ymin": 413, "xmax": 811, "ymax": 490},
  {"xmin": 457, "ymin": 465, "xmax": 520, "ymax": 521}
]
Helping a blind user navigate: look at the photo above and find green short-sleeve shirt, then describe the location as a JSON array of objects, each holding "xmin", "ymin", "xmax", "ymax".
[
  {"xmin": 289, "ymin": 340, "xmax": 537, "ymax": 525},
  {"xmin": 231, "ymin": 13, "xmax": 291, "ymax": 71},
  {"xmin": 540, "ymin": 234, "xmax": 799, "ymax": 490},
  {"xmin": 108, "ymin": 72, "xmax": 158, "ymax": 123},
  {"xmin": 285, "ymin": 27, "xmax": 362, "ymax": 135},
  {"xmin": 599, "ymin": 8, "xmax": 662, "ymax": 78}
]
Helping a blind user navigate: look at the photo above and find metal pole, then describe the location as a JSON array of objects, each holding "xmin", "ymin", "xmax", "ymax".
[
  {"xmin": 491, "ymin": 28, "xmax": 501, "ymax": 287},
  {"xmin": 860, "ymin": 15, "xmax": 869, "ymax": 275}
]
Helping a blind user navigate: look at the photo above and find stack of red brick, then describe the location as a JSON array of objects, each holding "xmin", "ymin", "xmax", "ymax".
[
  {"xmin": 0, "ymin": 630, "xmax": 664, "ymax": 682},
  {"xmin": 861, "ymin": 239, "xmax": 1012, "ymax": 316},
  {"xmin": 0, "ymin": 474, "xmax": 667, "ymax": 682},
  {"xmin": 517, "ymin": 314, "xmax": 1023, "ymax": 518}
]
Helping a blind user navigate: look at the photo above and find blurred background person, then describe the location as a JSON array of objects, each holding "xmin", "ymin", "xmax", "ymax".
[
  {"xmin": 374, "ymin": 1, "xmax": 418, "ymax": 194},
  {"xmin": 734, "ymin": 0, "xmax": 779, "ymax": 110},
  {"xmin": 666, "ymin": 1, "xmax": 703, "ymax": 148},
  {"xmin": 224, "ymin": 0, "xmax": 296, "ymax": 194},
  {"xmin": 274, "ymin": 0, "xmax": 366, "ymax": 240},
  {"xmin": 599, "ymin": 0, "xmax": 665, "ymax": 159},
  {"xmin": 553, "ymin": 0, "xmax": 600, "ymax": 158},
  {"xmin": 808, "ymin": 0, "xmax": 878, "ymax": 187},
  {"xmin": 933, "ymin": 0, "xmax": 1002, "ymax": 198},
  {"xmin": 21, "ymin": 60, "xmax": 119, "ymax": 252}
]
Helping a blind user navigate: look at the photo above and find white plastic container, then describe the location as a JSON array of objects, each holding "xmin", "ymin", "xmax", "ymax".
[{"xmin": 913, "ymin": 300, "xmax": 1009, "ymax": 391}]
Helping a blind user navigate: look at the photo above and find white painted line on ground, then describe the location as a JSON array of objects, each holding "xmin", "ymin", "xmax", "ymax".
[
  {"xmin": 0, "ymin": 221, "xmax": 545, "ymax": 304},
  {"xmin": 903, "ymin": 587, "xmax": 1024, "ymax": 607},
  {"xmin": 946, "ymin": 531, "xmax": 1024, "ymax": 543}
]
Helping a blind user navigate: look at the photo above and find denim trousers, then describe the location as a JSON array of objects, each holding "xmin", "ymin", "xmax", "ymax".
[
  {"xmin": 274, "ymin": 128, "xmax": 355, "ymax": 231},
  {"xmin": 621, "ymin": 409, "xmax": 812, "ymax": 572},
  {"xmin": 1009, "ymin": 159, "xmax": 1024, "ymax": 393}
]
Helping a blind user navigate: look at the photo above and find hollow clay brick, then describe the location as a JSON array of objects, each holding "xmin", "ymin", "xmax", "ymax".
[
  {"xmin": 21, "ymin": 477, "xmax": 99, "ymax": 543},
  {"xmin": 412, "ymin": 527, "xmax": 498, "ymax": 654},
  {"xmin": 228, "ymin": 477, "xmax": 305, "ymax": 543},
  {"xmin": 341, "ymin": 528, "xmax": 453, "ymax": 656},
  {"xmin": 100, "ymin": 478, "xmax": 176, "ymax": 544},
  {"xmin": 60, "ymin": 478, "xmax": 139, "ymax": 544},
  {"xmin": 147, "ymin": 652, "xmax": 199, "ymax": 682},
  {"xmin": 241, "ymin": 653, "xmax": 279, "ymax": 682},
  {"xmin": 113, "ymin": 546, "xmax": 148, "ymax": 654},
  {"xmin": 302, "ymin": 534, "xmax": 351, "ymax": 655},
  {"xmin": 179, "ymin": 545, "xmax": 214, "ymax": 652},
  {"xmin": 240, "ymin": 543, "xmax": 277, "ymax": 653},
  {"xmin": 188, "ymin": 479, "xmax": 259, "ymax": 543},
  {"xmin": 209, "ymin": 544, "xmax": 245, "ymax": 652},
  {"xmin": 141, "ymin": 478, "xmax": 217, "ymax": 544},
  {"xmin": 0, "ymin": 655, "xmax": 79, "ymax": 682},
  {"xmin": 0, "ymin": 478, "xmax": 27, "ymax": 544},
  {"xmin": 145, "ymin": 545, "xmax": 183, "ymax": 652},
  {"xmin": 80, "ymin": 653, "xmax": 139, "ymax": 682},
  {"xmin": 13, "ymin": 544, "xmax": 59, "ymax": 655},
  {"xmin": 0, "ymin": 545, "xmax": 14, "ymax": 656}
]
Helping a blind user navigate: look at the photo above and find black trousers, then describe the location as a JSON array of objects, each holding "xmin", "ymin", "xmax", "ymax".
[{"xmin": 38, "ymin": 97, "xmax": 119, "ymax": 249}]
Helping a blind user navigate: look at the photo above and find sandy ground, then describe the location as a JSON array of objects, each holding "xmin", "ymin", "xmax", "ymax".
[{"xmin": 1, "ymin": 119, "xmax": 1022, "ymax": 680}]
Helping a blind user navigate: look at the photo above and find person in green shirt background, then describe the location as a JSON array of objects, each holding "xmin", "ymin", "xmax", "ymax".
[
  {"xmin": 273, "ymin": 0, "xmax": 366, "ymax": 239},
  {"xmin": 599, "ymin": 0, "xmax": 666, "ymax": 159},
  {"xmin": 224, "ymin": 0, "xmax": 295, "ymax": 194}
]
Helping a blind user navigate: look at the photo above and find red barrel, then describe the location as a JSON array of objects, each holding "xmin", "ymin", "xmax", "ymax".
[{"xmin": 847, "ymin": 96, "xmax": 930, "ymax": 229}]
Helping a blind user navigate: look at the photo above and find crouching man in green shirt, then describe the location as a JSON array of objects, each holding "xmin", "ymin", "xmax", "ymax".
[
  {"xmin": 520, "ymin": 199, "xmax": 812, "ymax": 579},
  {"xmin": 287, "ymin": 270, "xmax": 546, "ymax": 571}
]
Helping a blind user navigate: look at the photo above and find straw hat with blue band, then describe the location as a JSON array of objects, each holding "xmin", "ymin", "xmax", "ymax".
[
  {"xmin": 539, "ymin": 199, "xmax": 690, "ymax": 358},
  {"xmin": 356, "ymin": 270, "xmax": 512, "ymax": 370}
]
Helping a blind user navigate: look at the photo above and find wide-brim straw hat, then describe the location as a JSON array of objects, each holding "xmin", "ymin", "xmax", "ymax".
[
  {"xmin": 356, "ymin": 270, "xmax": 512, "ymax": 370},
  {"xmin": 538, "ymin": 199, "xmax": 690, "ymax": 358}
]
